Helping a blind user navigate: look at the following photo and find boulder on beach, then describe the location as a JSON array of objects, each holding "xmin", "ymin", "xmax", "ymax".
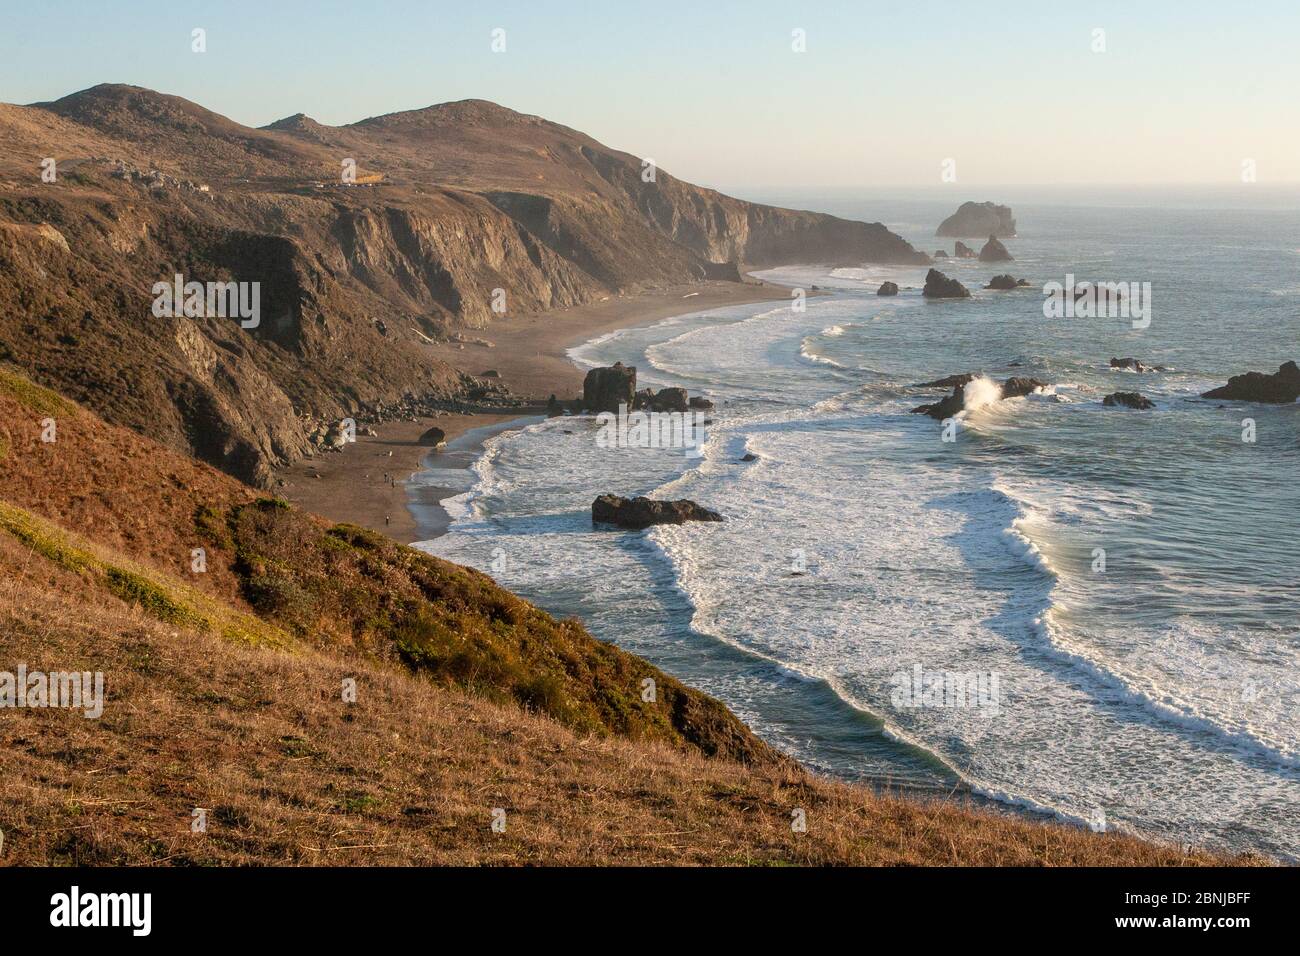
[
  {"xmin": 937, "ymin": 201, "xmax": 1017, "ymax": 238},
  {"xmin": 417, "ymin": 426, "xmax": 447, "ymax": 447},
  {"xmin": 985, "ymin": 274, "xmax": 1030, "ymax": 290},
  {"xmin": 591, "ymin": 494, "xmax": 723, "ymax": 530},
  {"xmin": 922, "ymin": 268, "xmax": 971, "ymax": 299},
  {"xmin": 1103, "ymin": 391, "xmax": 1156, "ymax": 410},
  {"xmin": 583, "ymin": 362, "xmax": 637, "ymax": 413},
  {"xmin": 978, "ymin": 235, "xmax": 1013, "ymax": 262},
  {"xmin": 954, "ymin": 240, "xmax": 978, "ymax": 259},
  {"xmin": 877, "ymin": 281, "xmax": 900, "ymax": 296},
  {"xmin": 1201, "ymin": 361, "xmax": 1300, "ymax": 403}
]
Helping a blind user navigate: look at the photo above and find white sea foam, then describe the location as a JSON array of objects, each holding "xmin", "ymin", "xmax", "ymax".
[{"xmin": 423, "ymin": 255, "xmax": 1300, "ymax": 861}]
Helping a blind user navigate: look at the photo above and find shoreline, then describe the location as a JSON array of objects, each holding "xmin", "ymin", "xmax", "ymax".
[{"xmin": 274, "ymin": 278, "xmax": 790, "ymax": 541}]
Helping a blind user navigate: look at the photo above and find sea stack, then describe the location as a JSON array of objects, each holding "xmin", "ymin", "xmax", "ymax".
[
  {"xmin": 1201, "ymin": 361, "xmax": 1300, "ymax": 403},
  {"xmin": 985, "ymin": 274, "xmax": 1029, "ymax": 290},
  {"xmin": 922, "ymin": 269, "xmax": 971, "ymax": 299},
  {"xmin": 937, "ymin": 201, "xmax": 1017, "ymax": 238},
  {"xmin": 583, "ymin": 362, "xmax": 637, "ymax": 413},
  {"xmin": 978, "ymin": 236, "xmax": 1013, "ymax": 262}
]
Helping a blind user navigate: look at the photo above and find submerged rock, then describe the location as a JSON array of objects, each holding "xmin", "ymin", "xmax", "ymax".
[
  {"xmin": 1103, "ymin": 391, "xmax": 1156, "ymax": 410},
  {"xmin": 922, "ymin": 268, "xmax": 971, "ymax": 299},
  {"xmin": 877, "ymin": 281, "xmax": 899, "ymax": 296},
  {"xmin": 592, "ymin": 494, "xmax": 723, "ymax": 530},
  {"xmin": 1110, "ymin": 357, "xmax": 1150, "ymax": 372},
  {"xmin": 978, "ymin": 235, "xmax": 1013, "ymax": 262},
  {"xmin": 937, "ymin": 201, "xmax": 1017, "ymax": 238},
  {"xmin": 1201, "ymin": 361, "xmax": 1300, "ymax": 403}
]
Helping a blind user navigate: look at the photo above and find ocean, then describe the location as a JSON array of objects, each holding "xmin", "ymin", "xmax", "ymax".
[{"xmin": 415, "ymin": 187, "xmax": 1300, "ymax": 860}]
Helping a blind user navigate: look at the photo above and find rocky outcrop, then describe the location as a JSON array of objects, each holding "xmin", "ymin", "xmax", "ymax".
[
  {"xmin": 911, "ymin": 388, "xmax": 968, "ymax": 420},
  {"xmin": 934, "ymin": 249, "xmax": 949, "ymax": 258},
  {"xmin": 1103, "ymin": 392, "xmax": 1155, "ymax": 409},
  {"xmin": 922, "ymin": 269, "xmax": 971, "ymax": 299},
  {"xmin": 911, "ymin": 375, "xmax": 1047, "ymax": 419},
  {"xmin": 877, "ymin": 281, "xmax": 899, "ymax": 296},
  {"xmin": 978, "ymin": 236, "xmax": 1013, "ymax": 262},
  {"xmin": 1201, "ymin": 361, "xmax": 1300, "ymax": 403},
  {"xmin": 583, "ymin": 362, "xmax": 637, "ymax": 413},
  {"xmin": 1002, "ymin": 376, "xmax": 1048, "ymax": 399},
  {"xmin": 688, "ymin": 396, "xmax": 714, "ymax": 410},
  {"xmin": 637, "ymin": 386, "xmax": 689, "ymax": 412},
  {"xmin": 1110, "ymin": 357, "xmax": 1149, "ymax": 372},
  {"xmin": 985, "ymin": 274, "xmax": 1030, "ymax": 290},
  {"xmin": 592, "ymin": 494, "xmax": 723, "ymax": 530},
  {"xmin": 914, "ymin": 373, "xmax": 976, "ymax": 388},
  {"xmin": 954, "ymin": 240, "xmax": 977, "ymax": 259},
  {"xmin": 937, "ymin": 202, "xmax": 1017, "ymax": 238}
]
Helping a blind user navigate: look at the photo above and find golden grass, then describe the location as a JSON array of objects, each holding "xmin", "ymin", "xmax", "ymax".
[
  {"xmin": 0, "ymin": 500, "xmax": 289, "ymax": 647},
  {"xmin": 0, "ymin": 566, "xmax": 1246, "ymax": 867}
]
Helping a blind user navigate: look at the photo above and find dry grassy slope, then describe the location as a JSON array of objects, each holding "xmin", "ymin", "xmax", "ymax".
[
  {"xmin": 0, "ymin": 367, "xmax": 777, "ymax": 763},
  {"xmin": 0, "ymin": 565, "xmax": 1231, "ymax": 866},
  {"xmin": 0, "ymin": 84, "xmax": 927, "ymax": 486},
  {"xmin": 0, "ymin": 368, "xmax": 1249, "ymax": 866}
]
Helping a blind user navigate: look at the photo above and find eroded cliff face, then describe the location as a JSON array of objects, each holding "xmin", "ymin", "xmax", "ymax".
[{"xmin": 0, "ymin": 85, "xmax": 929, "ymax": 487}]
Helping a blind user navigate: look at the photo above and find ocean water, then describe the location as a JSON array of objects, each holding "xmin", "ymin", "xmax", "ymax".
[{"xmin": 417, "ymin": 189, "xmax": 1300, "ymax": 860}]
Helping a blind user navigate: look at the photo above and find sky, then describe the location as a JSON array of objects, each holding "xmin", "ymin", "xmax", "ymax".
[{"xmin": 2, "ymin": 0, "xmax": 1298, "ymax": 191}]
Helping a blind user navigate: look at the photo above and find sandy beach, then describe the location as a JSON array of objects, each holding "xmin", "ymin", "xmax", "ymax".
[{"xmin": 274, "ymin": 279, "xmax": 788, "ymax": 542}]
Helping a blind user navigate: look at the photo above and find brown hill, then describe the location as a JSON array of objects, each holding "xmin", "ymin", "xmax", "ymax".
[
  {"xmin": 0, "ymin": 366, "xmax": 1238, "ymax": 865},
  {"xmin": 0, "ymin": 84, "xmax": 928, "ymax": 487}
]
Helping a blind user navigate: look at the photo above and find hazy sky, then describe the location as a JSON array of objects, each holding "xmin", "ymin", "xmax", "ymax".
[{"xmin": 3, "ymin": 0, "xmax": 1297, "ymax": 190}]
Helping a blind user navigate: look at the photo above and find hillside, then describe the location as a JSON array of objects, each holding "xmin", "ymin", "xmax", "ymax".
[
  {"xmin": 0, "ymin": 367, "xmax": 1234, "ymax": 865},
  {"xmin": 0, "ymin": 84, "xmax": 928, "ymax": 487}
]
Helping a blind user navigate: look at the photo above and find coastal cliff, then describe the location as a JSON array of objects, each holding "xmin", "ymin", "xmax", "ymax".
[{"xmin": 0, "ymin": 86, "xmax": 927, "ymax": 485}]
